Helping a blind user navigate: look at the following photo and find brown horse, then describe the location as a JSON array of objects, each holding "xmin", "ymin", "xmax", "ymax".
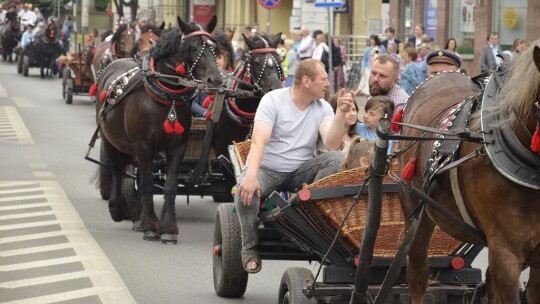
[
  {"xmin": 398, "ymin": 44, "xmax": 540, "ymax": 303},
  {"xmin": 135, "ymin": 21, "xmax": 165, "ymax": 56},
  {"xmin": 92, "ymin": 24, "xmax": 136, "ymax": 78},
  {"xmin": 95, "ymin": 16, "xmax": 222, "ymax": 244}
]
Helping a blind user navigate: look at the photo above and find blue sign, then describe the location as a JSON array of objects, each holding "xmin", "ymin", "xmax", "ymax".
[
  {"xmin": 259, "ymin": 0, "xmax": 282, "ymax": 10},
  {"xmin": 314, "ymin": 0, "xmax": 344, "ymax": 8}
]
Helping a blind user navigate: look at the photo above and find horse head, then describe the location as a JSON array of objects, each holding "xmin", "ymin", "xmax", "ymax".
[
  {"xmin": 168, "ymin": 16, "xmax": 222, "ymax": 88},
  {"xmin": 240, "ymin": 32, "xmax": 284, "ymax": 94},
  {"xmin": 135, "ymin": 21, "xmax": 165, "ymax": 56},
  {"xmin": 111, "ymin": 24, "xmax": 137, "ymax": 58}
]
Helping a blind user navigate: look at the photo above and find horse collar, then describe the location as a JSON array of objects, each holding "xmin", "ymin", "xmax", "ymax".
[{"xmin": 481, "ymin": 73, "xmax": 540, "ymax": 190}]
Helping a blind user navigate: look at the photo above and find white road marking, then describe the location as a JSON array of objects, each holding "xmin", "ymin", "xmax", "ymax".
[
  {"xmin": 0, "ymin": 210, "xmax": 55, "ymax": 220},
  {"xmin": 0, "ymin": 242, "xmax": 76, "ymax": 257},
  {"xmin": 0, "ymin": 106, "xmax": 33, "ymax": 144},
  {"xmin": 0, "ymin": 181, "xmax": 135, "ymax": 303},
  {"xmin": 32, "ymin": 171, "xmax": 54, "ymax": 178},
  {"xmin": 0, "ymin": 83, "xmax": 7, "ymax": 97}
]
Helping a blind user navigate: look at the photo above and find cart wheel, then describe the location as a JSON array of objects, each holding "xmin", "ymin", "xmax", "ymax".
[
  {"xmin": 99, "ymin": 142, "xmax": 112, "ymax": 200},
  {"xmin": 17, "ymin": 55, "xmax": 23, "ymax": 74},
  {"xmin": 64, "ymin": 79, "xmax": 73, "ymax": 104},
  {"xmin": 212, "ymin": 193, "xmax": 233, "ymax": 203},
  {"xmin": 213, "ymin": 203, "xmax": 248, "ymax": 298},
  {"xmin": 22, "ymin": 55, "xmax": 29, "ymax": 77},
  {"xmin": 121, "ymin": 164, "xmax": 138, "ymax": 221},
  {"xmin": 278, "ymin": 268, "xmax": 316, "ymax": 304}
]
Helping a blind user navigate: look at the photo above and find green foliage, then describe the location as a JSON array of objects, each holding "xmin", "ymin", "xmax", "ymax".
[{"xmin": 95, "ymin": 0, "xmax": 108, "ymax": 11}]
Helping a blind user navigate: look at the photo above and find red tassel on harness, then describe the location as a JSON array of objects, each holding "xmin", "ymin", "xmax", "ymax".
[
  {"xmin": 202, "ymin": 94, "xmax": 215, "ymax": 108},
  {"xmin": 89, "ymin": 83, "xmax": 97, "ymax": 96},
  {"xmin": 205, "ymin": 110, "xmax": 213, "ymax": 121},
  {"xmin": 401, "ymin": 157, "xmax": 416, "ymax": 182},
  {"xmin": 163, "ymin": 120, "xmax": 174, "ymax": 134},
  {"xmin": 99, "ymin": 90, "xmax": 108, "ymax": 102},
  {"xmin": 391, "ymin": 108, "xmax": 403, "ymax": 133},
  {"xmin": 531, "ymin": 125, "xmax": 540, "ymax": 153},
  {"xmin": 173, "ymin": 120, "xmax": 184, "ymax": 134},
  {"xmin": 175, "ymin": 63, "xmax": 186, "ymax": 75}
]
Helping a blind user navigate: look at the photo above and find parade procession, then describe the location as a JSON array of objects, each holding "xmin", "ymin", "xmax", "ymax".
[{"xmin": 1, "ymin": 0, "xmax": 539, "ymax": 303}]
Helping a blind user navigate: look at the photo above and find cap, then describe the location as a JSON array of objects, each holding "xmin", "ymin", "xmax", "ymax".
[
  {"xmin": 27, "ymin": 22, "xmax": 35, "ymax": 28},
  {"xmin": 426, "ymin": 49, "xmax": 462, "ymax": 68},
  {"xmin": 417, "ymin": 42, "xmax": 432, "ymax": 50}
]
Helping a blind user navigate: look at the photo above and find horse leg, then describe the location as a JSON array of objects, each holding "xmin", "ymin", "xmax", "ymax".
[
  {"xmin": 407, "ymin": 214, "xmax": 436, "ymax": 304},
  {"xmin": 136, "ymin": 148, "xmax": 160, "ymax": 241},
  {"xmin": 102, "ymin": 139, "xmax": 128, "ymax": 222},
  {"xmin": 159, "ymin": 143, "xmax": 188, "ymax": 244},
  {"xmin": 486, "ymin": 246, "xmax": 523, "ymax": 303}
]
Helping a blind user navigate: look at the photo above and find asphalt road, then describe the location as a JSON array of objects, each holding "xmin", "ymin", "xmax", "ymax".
[{"xmin": 0, "ymin": 60, "xmax": 313, "ymax": 304}]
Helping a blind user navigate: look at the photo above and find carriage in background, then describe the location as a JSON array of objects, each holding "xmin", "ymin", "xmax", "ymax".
[
  {"xmin": 17, "ymin": 21, "xmax": 63, "ymax": 78},
  {"xmin": 61, "ymin": 42, "xmax": 95, "ymax": 104}
]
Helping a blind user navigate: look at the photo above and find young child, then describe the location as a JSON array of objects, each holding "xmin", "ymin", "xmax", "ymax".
[
  {"xmin": 356, "ymin": 95, "xmax": 395, "ymax": 154},
  {"xmin": 316, "ymin": 93, "xmax": 359, "ymax": 155},
  {"xmin": 340, "ymin": 136, "xmax": 375, "ymax": 171}
]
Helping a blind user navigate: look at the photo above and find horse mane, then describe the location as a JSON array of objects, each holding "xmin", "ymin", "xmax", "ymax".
[
  {"xmin": 140, "ymin": 24, "xmax": 162, "ymax": 37},
  {"xmin": 495, "ymin": 39, "xmax": 540, "ymax": 126},
  {"xmin": 246, "ymin": 34, "xmax": 274, "ymax": 50},
  {"xmin": 150, "ymin": 27, "xmax": 185, "ymax": 61},
  {"xmin": 111, "ymin": 24, "xmax": 129, "ymax": 43}
]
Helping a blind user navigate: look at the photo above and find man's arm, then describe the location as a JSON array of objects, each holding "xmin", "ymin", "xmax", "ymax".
[
  {"xmin": 238, "ymin": 120, "xmax": 272, "ymax": 205},
  {"xmin": 320, "ymin": 90, "xmax": 355, "ymax": 150}
]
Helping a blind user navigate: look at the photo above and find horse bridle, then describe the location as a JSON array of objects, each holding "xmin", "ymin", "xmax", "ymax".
[
  {"xmin": 179, "ymin": 26, "xmax": 218, "ymax": 79},
  {"xmin": 241, "ymin": 37, "xmax": 283, "ymax": 92},
  {"xmin": 112, "ymin": 27, "xmax": 136, "ymax": 58}
]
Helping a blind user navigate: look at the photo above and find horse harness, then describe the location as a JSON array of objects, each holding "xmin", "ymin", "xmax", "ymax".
[{"xmin": 221, "ymin": 41, "xmax": 283, "ymax": 129}]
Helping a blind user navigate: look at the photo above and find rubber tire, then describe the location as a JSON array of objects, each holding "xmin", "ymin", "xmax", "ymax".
[
  {"xmin": 64, "ymin": 79, "xmax": 73, "ymax": 104},
  {"xmin": 17, "ymin": 55, "xmax": 23, "ymax": 74},
  {"xmin": 62, "ymin": 68, "xmax": 69, "ymax": 99},
  {"xmin": 213, "ymin": 203, "xmax": 248, "ymax": 298},
  {"xmin": 99, "ymin": 142, "xmax": 112, "ymax": 200},
  {"xmin": 22, "ymin": 55, "xmax": 29, "ymax": 77},
  {"xmin": 278, "ymin": 268, "xmax": 317, "ymax": 304},
  {"xmin": 121, "ymin": 164, "xmax": 138, "ymax": 220}
]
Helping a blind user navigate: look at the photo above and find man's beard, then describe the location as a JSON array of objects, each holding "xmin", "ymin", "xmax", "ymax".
[{"xmin": 369, "ymin": 83, "xmax": 390, "ymax": 96}]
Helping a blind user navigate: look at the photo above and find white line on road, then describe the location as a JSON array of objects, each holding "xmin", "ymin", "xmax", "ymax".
[
  {"xmin": 0, "ymin": 242, "xmax": 76, "ymax": 257},
  {"xmin": 0, "ymin": 106, "xmax": 33, "ymax": 144},
  {"xmin": 0, "ymin": 210, "xmax": 55, "ymax": 220},
  {"xmin": 1, "ymin": 286, "xmax": 133, "ymax": 304}
]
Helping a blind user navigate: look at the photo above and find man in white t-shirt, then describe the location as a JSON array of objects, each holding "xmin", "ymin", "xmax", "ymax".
[{"xmin": 235, "ymin": 58, "xmax": 355, "ymax": 273}]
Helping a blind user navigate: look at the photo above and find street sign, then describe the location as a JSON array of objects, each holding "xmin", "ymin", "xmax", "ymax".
[
  {"xmin": 314, "ymin": 0, "xmax": 343, "ymax": 8},
  {"xmin": 258, "ymin": 0, "xmax": 282, "ymax": 10}
]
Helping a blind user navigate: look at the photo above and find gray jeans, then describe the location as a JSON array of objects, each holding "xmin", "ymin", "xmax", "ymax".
[{"xmin": 235, "ymin": 151, "xmax": 344, "ymax": 249}]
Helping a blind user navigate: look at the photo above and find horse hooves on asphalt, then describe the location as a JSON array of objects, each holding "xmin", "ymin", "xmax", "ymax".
[
  {"xmin": 160, "ymin": 233, "xmax": 178, "ymax": 245},
  {"xmin": 143, "ymin": 231, "xmax": 160, "ymax": 241}
]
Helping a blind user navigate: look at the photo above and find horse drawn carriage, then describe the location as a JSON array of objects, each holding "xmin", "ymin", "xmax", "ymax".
[
  {"xmin": 213, "ymin": 45, "xmax": 540, "ymax": 303},
  {"xmin": 213, "ymin": 132, "xmax": 485, "ymax": 304},
  {"xmin": 61, "ymin": 43, "xmax": 95, "ymax": 104},
  {"xmin": 16, "ymin": 22, "xmax": 63, "ymax": 78}
]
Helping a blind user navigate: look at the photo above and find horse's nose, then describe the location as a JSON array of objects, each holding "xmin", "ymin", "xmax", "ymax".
[{"xmin": 207, "ymin": 74, "xmax": 222, "ymax": 88}]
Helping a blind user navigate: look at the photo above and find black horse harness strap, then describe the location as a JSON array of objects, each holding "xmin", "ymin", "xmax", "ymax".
[{"xmin": 481, "ymin": 63, "xmax": 540, "ymax": 190}]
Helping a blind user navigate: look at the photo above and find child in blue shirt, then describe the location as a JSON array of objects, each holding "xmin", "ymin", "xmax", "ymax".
[{"xmin": 355, "ymin": 95, "xmax": 395, "ymax": 154}]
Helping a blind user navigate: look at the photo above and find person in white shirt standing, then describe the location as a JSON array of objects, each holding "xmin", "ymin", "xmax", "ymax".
[
  {"xmin": 18, "ymin": 3, "xmax": 36, "ymax": 31},
  {"xmin": 297, "ymin": 27, "xmax": 315, "ymax": 61},
  {"xmin": 312, "ymin": 33, "xmax": 329, "ymax": 72}
]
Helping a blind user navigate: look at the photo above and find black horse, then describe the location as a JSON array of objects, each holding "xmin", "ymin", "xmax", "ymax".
[
  {"xmin": 210, "ymin": 33, "xmax": 283, "ymax": 194},
  {"xmin": 21, "ymin": 22, "xmax": 63, "ymax": 78},
  {"xmin": 1, "ymin": 22, "xmax": 20, "ymax": 62},
  {"xmin": 95, "ymin": 16, "xmax": 222, "ymax": 244}
]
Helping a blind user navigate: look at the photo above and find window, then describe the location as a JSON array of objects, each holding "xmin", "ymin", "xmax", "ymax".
[
  {"xmin": 493, "ymin": 0, "xmax": 528, "ymax": 51},
  {"xmin": 449, "ymin": 0, "xmax": 476, "ymax": 56}
]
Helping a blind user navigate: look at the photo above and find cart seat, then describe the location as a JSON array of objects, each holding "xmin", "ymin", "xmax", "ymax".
[{"xmin": 231, "ymin": 140, "xmax": 464, "ymax": 257}]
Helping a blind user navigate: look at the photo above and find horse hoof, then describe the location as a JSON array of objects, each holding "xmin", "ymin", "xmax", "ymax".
[
  {"xmin": 160, "ymin": 233, "xmax": 178, "ymax": 244},
  {"xmin": 143, "ymin": 231, "xmax": 160, "ymax": 241},
  {"xmin": 132, "ymin": 220, "xmax": 142, "ymax": 231}
]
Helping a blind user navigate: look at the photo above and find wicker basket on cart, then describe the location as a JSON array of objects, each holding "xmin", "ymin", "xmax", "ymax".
[{"xmin": 231, "ymin": 140, "xmax": 463, "ymax": 257}]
